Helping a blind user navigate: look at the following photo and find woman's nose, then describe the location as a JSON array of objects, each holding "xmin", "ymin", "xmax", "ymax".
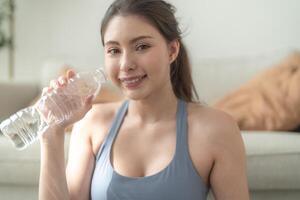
[{"xmin": 120, "ymin": 52, "xmax": 136, "ymax": 72}]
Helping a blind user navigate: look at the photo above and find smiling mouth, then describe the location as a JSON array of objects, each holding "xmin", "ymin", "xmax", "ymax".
[{"xmin": 119, "ymin": 74, "xmax": 147, "ymax": 88}]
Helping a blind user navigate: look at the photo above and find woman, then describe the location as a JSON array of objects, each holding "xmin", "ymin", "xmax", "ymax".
[{"xmin": 39, "ymin": 0, "xmax": 249, "ymax": 199}]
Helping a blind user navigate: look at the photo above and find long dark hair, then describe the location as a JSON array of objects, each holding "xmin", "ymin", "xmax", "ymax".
[{"xmin": 100, "ymin": 0, "xmax": 199, "ymax": 102}]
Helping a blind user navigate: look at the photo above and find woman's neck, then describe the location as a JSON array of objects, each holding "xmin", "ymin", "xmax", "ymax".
[{"xmin": 127, "ymin": 92, "xmax": 178, "ymax": 124}]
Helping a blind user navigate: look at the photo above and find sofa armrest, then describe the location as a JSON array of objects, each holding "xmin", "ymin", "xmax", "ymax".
[{"xmin": 0, "ymin": 82, "xmax": 39, "ymax": 122}]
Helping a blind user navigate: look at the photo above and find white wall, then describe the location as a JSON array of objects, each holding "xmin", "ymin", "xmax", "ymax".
[
  {"xmin": 11, "ymin": 0, "xmax": 111, "ymax": 83},
  {"xmin": 174, "ymin": 0, "xmax": 300, "ymax": 59},
  {"xmin": 1, "ymin": 0, "xmax": 300, "ymax": 83}
]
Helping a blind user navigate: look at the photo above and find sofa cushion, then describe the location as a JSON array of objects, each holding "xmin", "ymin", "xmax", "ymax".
[
  {"xmin": 0, "ymin": 135, "xmax": 69, "ymax": 186},
  {"xmin": 214, "ymin": 52, "xmax": 300, "ymax": 131},
  {"xmin": 0, "ymin": 132, "xmax": 299, "ymax": 191},
  {"xmin": 192, "ymin": 50, "xmax": 289, "ymax": 104},
  {"xmin": 0, "ymin": 82, "xmax": 39, "ymax": 122},
  {"xmin": 242, "ymin": 131, "xmax": 300, "ymax": 190}
]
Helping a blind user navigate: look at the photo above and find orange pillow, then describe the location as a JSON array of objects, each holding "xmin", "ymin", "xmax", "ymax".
[{"xmin": 213, "ymin": 52, "xmax": 300, "ymax": 131}]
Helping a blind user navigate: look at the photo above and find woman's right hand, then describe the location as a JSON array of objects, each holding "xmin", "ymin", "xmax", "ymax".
[{"xmin": 38, "ymin": 69, "xmax": 94, "ymax": 140}]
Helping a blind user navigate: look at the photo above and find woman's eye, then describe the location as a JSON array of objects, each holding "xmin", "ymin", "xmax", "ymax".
[
  {"xmin": 107, "ymin": 48, "xmax": 120, "ymax": 55},
  {"xmin": 136, "ymin": 44, "xmax": 150, "ymax": 51}
]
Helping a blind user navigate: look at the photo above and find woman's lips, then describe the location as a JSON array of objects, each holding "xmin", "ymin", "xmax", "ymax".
[{"xmin": 119, "ymin": 75, "xmax": 147, "ymax": 89}]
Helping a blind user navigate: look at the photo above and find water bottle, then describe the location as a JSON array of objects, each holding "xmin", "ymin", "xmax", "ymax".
[{"xmin": 0, "ymin": 68, "xmax": 106, "ymax": 150}]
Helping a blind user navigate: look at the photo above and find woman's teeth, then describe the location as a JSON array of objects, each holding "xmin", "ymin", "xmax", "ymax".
[
  {"xmin": 123, "ymin": 77, "xmax": 142, "ymax": 84},
  {"xmin": 121, "ymin": 75, "xmax": 146, "ymax": 84}
]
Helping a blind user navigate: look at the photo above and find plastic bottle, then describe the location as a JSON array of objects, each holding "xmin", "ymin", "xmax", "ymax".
[{"xmin": 0, "ymin": 68, "xmax": 106, "ymax": 150}]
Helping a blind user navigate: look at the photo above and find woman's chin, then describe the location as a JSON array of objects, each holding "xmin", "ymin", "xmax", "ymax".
[{"xmin": 123, "ymin": 90, "xmax": 148, "ymax": 101}]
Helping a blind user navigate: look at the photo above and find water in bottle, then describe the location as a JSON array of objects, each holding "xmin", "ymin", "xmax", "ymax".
[{"xmin": 0, "ymin": 68, "xmax": 106, "ymax": 150}]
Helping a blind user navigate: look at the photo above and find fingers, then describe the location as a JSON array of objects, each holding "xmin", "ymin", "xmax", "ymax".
[
  {"xmin": 85, "ymin": 94, "xmax": 94, "ymax": 105},
  {"xmin": 83, "ymin": 94, "xmax": 94, "ymax": 110},
  {"xmin": 87, "ymin": 94, "xmax": 94, "ymax": 103},
  {"xmin": 67, "ymin": 69, "xmax": 76, "ymax": 79},
  {"xmin": 43, "ymin": 74, "xmax": 70, "ymax": 94}
]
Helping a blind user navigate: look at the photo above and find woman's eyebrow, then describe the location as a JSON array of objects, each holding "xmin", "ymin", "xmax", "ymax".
[
  {"xmin": 129, "ymin": 36, "xmax": 153, "ymax": 44},
  {"xmin": 104, "ymin": 35, "xmax": 153, "ymax": 46}
]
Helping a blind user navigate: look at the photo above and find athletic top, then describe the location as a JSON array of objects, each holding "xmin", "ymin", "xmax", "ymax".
[{"xmin": 91, "ymin": 100, "xmax": 208, "ymax": 199}]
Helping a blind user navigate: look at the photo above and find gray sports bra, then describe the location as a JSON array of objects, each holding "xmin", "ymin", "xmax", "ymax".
[{"xmin": 91, "ymin": 100, "xmax": 208, "ymax": 199}]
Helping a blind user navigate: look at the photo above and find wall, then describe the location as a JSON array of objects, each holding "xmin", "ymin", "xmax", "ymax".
[{"xmin": 1, "ymin": 0, "xmax": 300, "ymax": 83}]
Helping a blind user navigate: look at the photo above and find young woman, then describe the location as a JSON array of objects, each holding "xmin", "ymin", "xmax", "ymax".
[{"xmin": 39, "ymin": 0, "xmax": 249, "ymax": 199}]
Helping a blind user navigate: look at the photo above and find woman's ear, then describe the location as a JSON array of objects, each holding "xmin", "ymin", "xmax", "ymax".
[{"xmin": 168, "ymin": 39, "xmax": 180, "ymax": 64}]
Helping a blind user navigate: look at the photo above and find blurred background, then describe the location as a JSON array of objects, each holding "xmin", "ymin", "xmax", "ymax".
[
  {"xmin": 1, "ymin": 1, "xmax": 300, "ymax": 200},
  {"xmin": 0, "ymin": 0, "xmax": 300, "ymax": 83}
]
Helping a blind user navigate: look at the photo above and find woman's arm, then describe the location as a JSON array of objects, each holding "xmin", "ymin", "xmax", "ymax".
[
  {"xmin": 39, "ymin": 105, "xmax": 105, "ymax": 200},
  {"xmin": 38, "ymin": 70, "xmax": 95, "ymax": 200},
  {"xmin": 39, "ymin": 127, "xmax": 70, "ymax": 200},
  {"xmin": 209, "ymin": 113, "xmax": 250, "ymax": 200},
  {"xmin": 66, "ymin": 116, "xmax": 96, "ymax": 200}
]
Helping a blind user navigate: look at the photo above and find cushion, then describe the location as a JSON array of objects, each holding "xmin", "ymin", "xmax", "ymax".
[
  {"xmin": 242, "ymin": 131, "xmax": 300, "ymax": 190},
  {"xmin": 0, "ymin": 135, "xmax": 70, "ymax": 186},
  {"xmin": 0, "ymin": 83, "xmax": 39, "ymax": 122},
  {"xmin": 213, "ymin": 52, "xmax": 300, "ymax": 131},
  {"xmin": 192, "ymin": 50, "xmax": 289, "ymax": 103}
]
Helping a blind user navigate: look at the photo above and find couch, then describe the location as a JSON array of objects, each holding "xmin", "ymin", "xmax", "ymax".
[{"xmin": 0, "ymin": 53, "xmax": 300, "ymax": 200}]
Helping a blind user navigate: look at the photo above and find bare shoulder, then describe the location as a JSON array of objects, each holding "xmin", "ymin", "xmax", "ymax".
[
  {"xmin": 187, "ymin": 102, "xmax": 243, "ymax": 155},
  {"xmin": 71, "ymin": 101, "xmax": 125, "ymax": 155},
  {"xmin": 73, "ymin": 101, "xmax": 123, "ymax": 130},
  {"xmin": 186, "ymin": 103, "xmax": 249, "ymax": 198},
  {"xmin": 188, "ymin": 102, "xmax": 240, "ymax": 133},
  {"xmin": 87, "ymin": 101, "xmax": 124, "ymax": 125}
]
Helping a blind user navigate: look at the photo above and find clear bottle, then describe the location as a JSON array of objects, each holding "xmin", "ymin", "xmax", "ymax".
[{"xmin": 0, "ymin": 68, "xmax": 106, "ymax": 150}]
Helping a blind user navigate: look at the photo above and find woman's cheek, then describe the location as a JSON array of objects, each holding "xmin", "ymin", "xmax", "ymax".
[{"xmin": 107, "ymin": 65, "xmax": 121, "ymax": 86}]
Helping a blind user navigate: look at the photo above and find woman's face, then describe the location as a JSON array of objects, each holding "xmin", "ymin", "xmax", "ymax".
[{"xmin": 103, "ymin": 15, "xmax": 179, "ymax": 100}]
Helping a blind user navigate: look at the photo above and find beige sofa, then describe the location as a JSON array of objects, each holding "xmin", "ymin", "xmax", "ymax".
[
  {"xmin": 0, "ymin": 54, "xmax": 300, "ymax": 199},
  {"xmin": 196, "ymin": 52, "xmax": 300, "ymax": 199}
]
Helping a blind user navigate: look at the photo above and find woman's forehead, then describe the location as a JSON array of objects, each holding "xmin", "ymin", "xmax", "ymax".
[{"xmin": 103, "ymin": 15, "xmax": 162, "ymax": 44}]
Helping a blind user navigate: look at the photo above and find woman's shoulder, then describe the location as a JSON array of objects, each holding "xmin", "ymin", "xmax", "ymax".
[
  {"xmin": 188, "ymin": 102, "xmax": 238, "ymax": 126},
  {"xmin": 71, "ymin": 100, "xmax": 126, "ymax": 155},
  {"xmin": 87, "ymin": 100, "xmax": 125, "ymax": 123},
  {"xmin": 187, "ymin": 102, "xmax": 241, "ymax": 147},
  {"xmin": 72, "ymin": 100, "xmax": 125, "ymax": 136}
]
